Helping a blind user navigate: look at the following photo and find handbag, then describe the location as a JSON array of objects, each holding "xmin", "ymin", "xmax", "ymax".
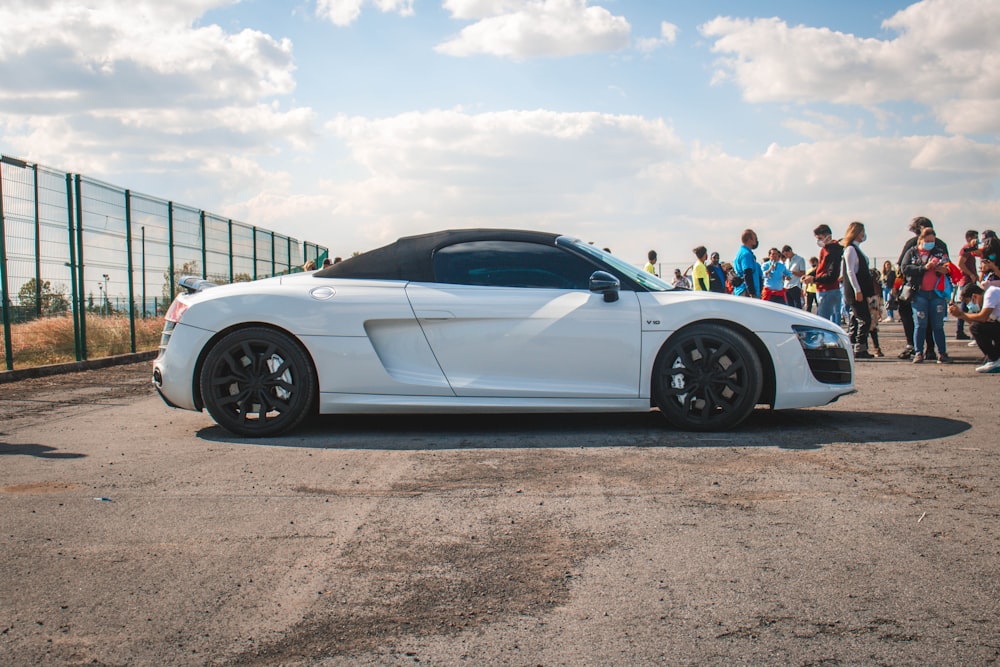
[{"xmin": 898, "ymin": 284, "xmax": 914, "ymax": 303}]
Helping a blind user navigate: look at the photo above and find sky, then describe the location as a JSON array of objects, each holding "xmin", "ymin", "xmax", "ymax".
[{"xmin": 1, "ymin": 0, "xmax": 999, "ymax": 273}]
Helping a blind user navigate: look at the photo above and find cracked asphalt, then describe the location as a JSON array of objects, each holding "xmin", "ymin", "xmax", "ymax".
[{"xmin": 1, "ymin": 322, "xmax": 998, "ymax": 666}]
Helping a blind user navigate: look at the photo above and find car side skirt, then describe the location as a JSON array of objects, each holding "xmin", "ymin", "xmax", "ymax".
[{"xmin": 318, "ymin": 394, "xmax": 651, "ymax": 414}]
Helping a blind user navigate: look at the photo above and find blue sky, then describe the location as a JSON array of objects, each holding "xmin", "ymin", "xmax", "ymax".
[{"xmin": 1, "ymin": 0, "xmax": 998, "ymax": 272}]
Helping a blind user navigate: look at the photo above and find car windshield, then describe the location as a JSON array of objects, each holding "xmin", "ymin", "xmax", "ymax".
[{"xmin": 558, "ymin": 237, "xmax": 674, "ymax": 292}]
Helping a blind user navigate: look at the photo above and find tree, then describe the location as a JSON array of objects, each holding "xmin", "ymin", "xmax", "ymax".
[
  {"xmin": 17, "ymin": 278, "xmax": 69, "ymax": 316},
  {"xmin": 162, "ymin": 260, "xmax": 201, "ymax": 305}
]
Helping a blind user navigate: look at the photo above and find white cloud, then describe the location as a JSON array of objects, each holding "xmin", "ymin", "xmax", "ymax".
[
  {"xmin": 442, "ymin": 0, "xmax": 524, "ymax": 20},
  {"xmin": 224, "ymin": 109, "xmax": 998, "ymax": 265},
  {"xmin": 700, "ymin": 0, "xmax": 1000, "ymax": 134},
  {"xmin": 262, "ymin": 109, "xmax": 684, "ymax": 249},
  {"xmin": 0, "ymin": 0, "xmax": 316, "ymax": 204},
  {"xmin": 636, "ymin": 21, "xmax": 679, "ymax": 54},
  {"xmin": 436, "ymin": 0, "xmax": 630, "ymax": 59},
  {"xmin": 0, "ymin": 1, "xmax": 295, "ymax": 103},
  {"xmin": 783, "ymin": 110, "xmax": 853, "ymax": 141},
  {"xmin": 315, "ymin": 0, "xmax": 414, "ymax": 27}
]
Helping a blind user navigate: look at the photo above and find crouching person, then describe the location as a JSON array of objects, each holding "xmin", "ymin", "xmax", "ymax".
[{"xmin": 949, "ymin": 282, "xmax": 1000, "ymax": 373}]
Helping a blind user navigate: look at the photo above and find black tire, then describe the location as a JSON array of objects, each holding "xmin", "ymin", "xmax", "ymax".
[
  {"xmin": 652, "ymin": 323, "xmax": 763, "ymax": 431},
  {"xmin": 200, "ymin": 327, "xmax": 316, "ymax": 437}
]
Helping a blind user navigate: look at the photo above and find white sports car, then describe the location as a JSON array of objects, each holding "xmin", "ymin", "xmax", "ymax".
[{"xmin": 152, "ymin": 229, "xmax": 855, "ymax": 437}]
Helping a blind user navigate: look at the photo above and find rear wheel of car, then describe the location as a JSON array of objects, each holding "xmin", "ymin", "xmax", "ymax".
[
  {"xmin": 200, "ymin": 327, "xmax": 316, "ymax": 437},
  {"xmin": 652, "ymin": 323, "xmax": 763, "ymax": 431}
]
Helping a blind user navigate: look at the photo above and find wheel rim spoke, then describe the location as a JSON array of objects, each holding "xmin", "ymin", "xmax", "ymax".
[
  {"xmin": 209, "ymin": 342, "xmax": 299, "ymax": 425},
  {"xmin": 661, "ymin": 337, "xmax": 749, "ymax": 419}
]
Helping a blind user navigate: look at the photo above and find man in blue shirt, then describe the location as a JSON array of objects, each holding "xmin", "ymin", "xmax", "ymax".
[
  {"xmin": 733, "ymin": 229, "xmax": 763, "ymax": 298},
  {"xmin": 762, "ymin": 247, "xmax": 793, "ymax": 303}
]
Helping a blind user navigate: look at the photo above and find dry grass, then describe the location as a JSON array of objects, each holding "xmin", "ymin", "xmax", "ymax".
[{"xmin": 0, "ymin": 314, "xmax": 164, "ymax": 368}]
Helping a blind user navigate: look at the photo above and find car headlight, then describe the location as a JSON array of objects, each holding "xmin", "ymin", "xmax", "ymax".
[{"xmin": 792, "ymin": 325, "xmax": 847, "ymax": 350}]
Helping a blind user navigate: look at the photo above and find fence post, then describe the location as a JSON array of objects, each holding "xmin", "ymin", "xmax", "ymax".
[
  {"xmin": 199, "ymin": 210, "xmax": 207, "ymax": 280},
  {"xmin": 74, "ymin": 174, "xmax": 87, "ymax": 360},
  {"xmin": 167, "ymin": 201, "xmax": 175, "ymax": 304},
  {"xmin": 65, "ymin": 174, "xmax": 81, "ymax": 360},
  {"xmin": 32, "ymin": 164, "xmax": 41, "ymax": 318},
  {"xmin": 124, "ymin": 189, "xmax": 136, "ymax": 353},
  {"xmin": 0, "ymin": 159, "xmax": 13, "ymax": 370},
  {"xmin": 140, "ymin": 225, "xmax": 146, "ymax": 318},
  {"xmin": 252, "ymin": 226, "xmax": 258, "ymax": 280}
]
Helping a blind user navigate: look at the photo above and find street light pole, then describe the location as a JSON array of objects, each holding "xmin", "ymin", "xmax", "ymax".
[
  {"xmin": 141, "ymin": 226, "xmax": 146, "ymax": 318},
  {"xmin": 102, "ymin": 273, "xmax": 110, "ymax": 315}
]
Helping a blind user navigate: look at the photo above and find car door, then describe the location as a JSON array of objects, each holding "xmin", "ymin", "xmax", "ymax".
[{"xmin": 405, "ymin": 240, "xmax": 641, "ymax": 398}]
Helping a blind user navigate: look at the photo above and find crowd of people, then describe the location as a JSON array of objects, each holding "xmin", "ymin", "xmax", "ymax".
[{"xmin": 646, "ymin": 216, "xmax": 1000, "ymax": 374}]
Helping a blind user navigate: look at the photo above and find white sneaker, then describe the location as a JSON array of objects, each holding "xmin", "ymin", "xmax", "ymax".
[
  {"xmin": 975, "ymin": 358, "xmax": 1000, "ymax": 373},
  {"xmin": 968, "ymin": 340, "xmax": 979, "ymax": 347}
]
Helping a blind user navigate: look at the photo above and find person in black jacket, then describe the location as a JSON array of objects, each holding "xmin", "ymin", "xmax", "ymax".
[
  {"xmin": 707, "ymin": 252, "xmax": 727, "ymax": 293},
  {"xmin": 901, "ymin": 226, "xmax": 953, "ymax": 364},
  {"xmin": 896, "ymin": 217, "xmax": 949, "ymax": 360},
  {"xmin": 801, "ymin": 224, "xmax": 843, "ymax": 324}
]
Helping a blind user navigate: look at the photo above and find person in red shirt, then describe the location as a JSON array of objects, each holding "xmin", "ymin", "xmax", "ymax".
[
  {"xmin": 801, "ymin": 224, "xmax": 843, "ymax": 324},
  {"xmin": 901, "ymin": 227, "xmax": 953, "ymax": 364},
  {"xmin": 954, "ymin": 230, "xmax": 979, "ymax": 340}
]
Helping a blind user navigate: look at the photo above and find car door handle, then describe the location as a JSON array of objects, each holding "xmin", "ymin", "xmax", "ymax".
[{"xmin": 414, "ymin": 310, "xmax": 455, "ymax": 320}]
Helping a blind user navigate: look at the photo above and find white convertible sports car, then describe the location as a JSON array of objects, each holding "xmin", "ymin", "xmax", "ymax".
[{"xmin": 152, "ymin": 229, "xmax": 855, "ymax": 437}]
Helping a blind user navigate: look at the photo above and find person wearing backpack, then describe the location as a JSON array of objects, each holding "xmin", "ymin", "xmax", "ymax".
[{"xmin": 707, "ymin": 251, "xmax": 727, "ymax": 293}]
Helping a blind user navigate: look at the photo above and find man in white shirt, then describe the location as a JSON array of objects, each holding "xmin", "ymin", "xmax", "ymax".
[
  {"xmin": 949, "ymin": 254, "xmax": 1000, "ymax": 373},
  {"xmin": 782, "ymin": 245, "xmax": 806, "ymax": 309}
]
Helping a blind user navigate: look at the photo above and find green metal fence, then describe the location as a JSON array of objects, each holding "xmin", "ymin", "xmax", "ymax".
[{"xmin": 0, "ymin": 154, "xmax": 328, "ymax": 371}]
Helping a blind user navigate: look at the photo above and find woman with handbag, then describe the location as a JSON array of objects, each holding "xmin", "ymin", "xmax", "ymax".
[{"xmin": 901, "ymin": 227, "xmax": 953, "ymax": 363}]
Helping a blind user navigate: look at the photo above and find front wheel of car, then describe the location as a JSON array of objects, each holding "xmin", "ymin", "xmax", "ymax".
[
  {"xmin": 200, "ymin": 327, "xmax": 316, "ymax": 437},
  {"xmin": 652, "ymin": 323, "xmax": 763, "ymax": 431}
]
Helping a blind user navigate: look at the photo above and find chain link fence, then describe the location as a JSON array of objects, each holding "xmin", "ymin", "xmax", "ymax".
[{"xmin": 0, "ymin": 154, "xmax": 327, "ymax": 371}]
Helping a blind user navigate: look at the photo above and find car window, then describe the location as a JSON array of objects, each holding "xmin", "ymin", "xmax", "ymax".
[
  {"xmin": 560, "ymin": 237, "xmax": 673, "ymax": 292},
  {"xmin": 433, "ymin": 241, "xmax": 599, "ymax": 289}
]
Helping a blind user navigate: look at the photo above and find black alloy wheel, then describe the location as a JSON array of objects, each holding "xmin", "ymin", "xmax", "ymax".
[
  {"xmin": 200, "ymin": 327, "xmax": 316, "ymax": 437},
  {"xmin": 652, "ymin": 323, "xmax": 763, "ymax": 431}
]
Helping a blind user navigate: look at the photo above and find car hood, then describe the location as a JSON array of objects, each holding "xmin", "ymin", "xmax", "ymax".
[{"xmin": 642, "ymin": 290, "xmax": 846, "ymax": 334}]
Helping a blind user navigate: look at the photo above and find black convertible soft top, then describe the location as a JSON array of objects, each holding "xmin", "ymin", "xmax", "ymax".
[{"xmin": 314, "ymin": 229, "xmax": 562, "ymax": 282}]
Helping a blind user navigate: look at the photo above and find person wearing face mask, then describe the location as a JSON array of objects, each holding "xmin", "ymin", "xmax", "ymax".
[
  {"xmin": 732, "ymin": 229, "xmax": 763, "ymax": 298},
  {"xmin": 801, "ymin": 224, "xmax": 843, "ymax": 324},
  {"xmin": 949, "ymin": 276, "xmax": 1000, "ymax": 373},
  {"xmin": 901, "ymin": 227, "xmax": 952, "ymax": 363},
  {"xmin": 841, "ymin": 221, "xmax": 877, "ymax": 358},
  {"xmin": 896, "ymin": 217, "xmax": 949, "ymax": 360}
]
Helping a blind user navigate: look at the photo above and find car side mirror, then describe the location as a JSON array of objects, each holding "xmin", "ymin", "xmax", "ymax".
[{"xmin": 589, "ymin": 271, "xmax": 620, "ymax": 302}]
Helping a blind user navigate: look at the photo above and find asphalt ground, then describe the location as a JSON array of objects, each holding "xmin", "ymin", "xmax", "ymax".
[{"xmin": 0, "ymin": 319, "xmax": 998, "ymax": 666}]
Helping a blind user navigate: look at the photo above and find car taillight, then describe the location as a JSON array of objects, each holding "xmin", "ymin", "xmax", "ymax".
[{"xmin": 164, "ymin": 298, "xmax": 189, "ymax": 324}]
